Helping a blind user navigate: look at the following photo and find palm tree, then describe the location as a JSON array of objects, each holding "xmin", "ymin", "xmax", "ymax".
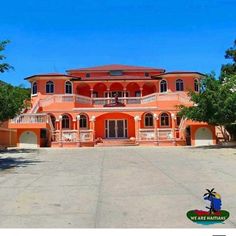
[{"xmin": 203, "ymin": 188, "xmax": 216, "ymax": 214}]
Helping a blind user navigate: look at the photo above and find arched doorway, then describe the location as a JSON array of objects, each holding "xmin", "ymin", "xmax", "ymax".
[
  {"xmin": 195, "ymin": 127, "xmax": 213, "ymax": 146},
  {"xmin": 19, "ymin": 131, "xmax": 38, "ymax": 148},
  {"xmin": 95, "ymin": 113, "xmax": 135, "ymax": 139}
]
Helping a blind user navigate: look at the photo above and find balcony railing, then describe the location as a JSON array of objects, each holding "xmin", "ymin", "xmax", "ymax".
[
  {"xmin": 52, "ymin": 129, "xmax": 94, "ymax": 143},
  {"xmin": 11, "ymin": 113, "xmax": 50, "ymax": 124},
  {"xmin": 31, "ymin": 92, "xmax": 191, "ymax": 109},
  {"xmin": 139, "ymin": 128, "xmax": 177, "ymax": 141}
]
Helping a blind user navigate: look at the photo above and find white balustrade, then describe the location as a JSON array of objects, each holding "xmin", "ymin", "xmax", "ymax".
[{"xmin": 11, "ymin": 114, "xmax": 48, "ymax": 124}]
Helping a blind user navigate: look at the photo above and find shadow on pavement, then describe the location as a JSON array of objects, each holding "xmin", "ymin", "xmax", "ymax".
[
  {"xmin": 0, "ymin": 148, "xmax": 38, "ymax": 154},
  {"xmin": 192, "ymin": 145, "xmax": 236, "ymax": 149},
  {"xmin": 0, "ymin": 157, "xmax": 41, "ymax": 170}
]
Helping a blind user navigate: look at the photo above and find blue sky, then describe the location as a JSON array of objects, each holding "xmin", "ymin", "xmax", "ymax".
[{"xmin": 1, "ymin": 0, "xmax": 236, "ymax": 87}]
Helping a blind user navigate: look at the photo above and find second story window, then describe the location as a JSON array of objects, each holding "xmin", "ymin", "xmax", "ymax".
[
  {"xmin": 145, "ymin": 72, "xmax": 149, "ymax": 77},
  {"xmin": 32, "ymin": 82, "xmax": 37, "ymax": 95},
  {"xmin": 65, "ymin": 81, "xmax": 72, "ymax": 94},
  {"xmin": 194, "ymin": 79, "xmax": 199, "ymax": 92},
  {"xmin": 176, "ymin": 79, "xmax": 184, "ymax": 91},
  {"xmin": 46, "ymin": 81, "xmax": 54, "ymax": 94},
  {"xmin": 86, "ymin": 73, "xmax": 90, "ymax": 78},
  {"xmin": 160, "ymin": 80, "xmax": 167, "ymax": 93},
  {"xmin": 144, "ymin": 113, "xmax": 154, "ymax": 127}
]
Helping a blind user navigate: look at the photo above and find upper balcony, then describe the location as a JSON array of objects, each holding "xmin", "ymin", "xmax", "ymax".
[
  {"xmin": 9, "ymin": 113, "xmax": 54, "ymax": 130},
  {"xmin": 29, "ymin": 92, "xmax": 193, "ymax": 113}
]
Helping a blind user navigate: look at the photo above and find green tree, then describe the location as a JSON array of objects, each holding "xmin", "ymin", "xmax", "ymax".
[
  {"xmin": 0, "ymin": 84, "xmax": 30, "ymax": 121},
  {"xmin": 0, "ymin": 40, "xmax": 13, "ymax": 73},
  {"xmin": 220, "ymin": 40, "xmax": 236, "ymax": 81},
  {"xmin": 0, "ymin": 40, "xmax": 30, "ymax": 122},
  {"xmin": 179, "ymin": 39, "xmax": 236, "ymax": 141},
  {"xmin": 179, "ymin": 73, "xmax": 236, "ymax": 141}
]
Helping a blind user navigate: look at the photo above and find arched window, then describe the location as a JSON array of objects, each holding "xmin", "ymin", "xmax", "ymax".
[
  {"xmin": 62, "ymin": 115, "xmax": 70, "ymax": 129},
  {"xmin": 160, "ymin": 80, "xmax": 167, "ymax": 93},
  {"xmin": 80, "ymin": 114, "xmax": 88, "ymax": 128},
  {"xmin": 32, "ymin": 82, "xmax": 37, "ymax": 95},
  {"xmin": 176, "ymin": 115, "xmax": 181, "ymax": 126},
  {"xmin": 176, "ymin": 79, "xmax": 184, "ymax": 91},
  {"xmin": 50, "ymin": 115, "xmax": 56, "ymax": 129},
  {"xmin": 144, "ymin": 113, "xmax": 153, "ymax": 127},
  {"xmin": 46, "ymin": 81, "xmax": 54, "ymax": 93},
  {"xmin": 194, "ymin": 79, "xmax": 199, "ymax": 92},
  {"xmin": 65, "ymin": 81, "xmax": 72, "ymax": 94},
  {"xmin": 160, "ymin": 113, "xmax": 170, "ymax": 126}
]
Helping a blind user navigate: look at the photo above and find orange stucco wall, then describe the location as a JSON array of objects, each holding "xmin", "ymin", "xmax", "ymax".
[
  {"xmin": 95, "ymin": 113, "xmax": 135, "ymax": 139},
  {"xmin": 0, "ymin": 122, "xmax": 17, "ymax": 147}
]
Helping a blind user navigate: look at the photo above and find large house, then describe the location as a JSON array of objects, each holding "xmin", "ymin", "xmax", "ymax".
[{"xmin": 9, "ymin": 64, "xmax": 216, "ymax": 148}]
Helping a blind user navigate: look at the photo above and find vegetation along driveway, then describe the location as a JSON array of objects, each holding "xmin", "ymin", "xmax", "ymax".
[{"xmin": 0, "ymin": 146, "xmax": 235, "ymax": 228}]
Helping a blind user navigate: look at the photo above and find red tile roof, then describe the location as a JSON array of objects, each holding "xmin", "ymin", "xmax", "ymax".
[{"xmin": 67, "ymin": 64, "xmax": 165, "ymax": 72}]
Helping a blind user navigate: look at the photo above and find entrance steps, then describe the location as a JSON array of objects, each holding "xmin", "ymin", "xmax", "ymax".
[{"xmin": 96, "ymin": 139, "xmax": 137, "ymax": 147}]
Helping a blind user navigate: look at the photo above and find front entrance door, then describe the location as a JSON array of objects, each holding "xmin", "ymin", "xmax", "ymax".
[{"xmin": 106, "ymin": 120, "xmax": 127, "ymax": 138}]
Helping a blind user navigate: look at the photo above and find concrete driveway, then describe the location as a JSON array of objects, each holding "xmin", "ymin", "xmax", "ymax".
[{"xmin": 0, "ymin": 146, "xmax": 235, "ymax": 228}]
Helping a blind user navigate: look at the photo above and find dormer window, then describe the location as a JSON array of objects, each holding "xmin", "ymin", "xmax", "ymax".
[
  {"xmin": 109, "ymin": 70, "xmax": 123, "ymax": 76},
  {"xmin": 86, "ymin": 73, "xmax": 90, "ymax": 78}
]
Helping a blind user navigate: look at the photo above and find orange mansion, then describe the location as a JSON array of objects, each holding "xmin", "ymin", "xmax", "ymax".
[{"xmin": 9, "ymin": 64, "xmax": 216, "ymax": 148}]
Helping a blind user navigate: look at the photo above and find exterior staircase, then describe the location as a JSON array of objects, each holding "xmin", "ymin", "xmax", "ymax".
[{"xmin": 96, "ymin": 139, "xmax": 137, "ymax": 147}]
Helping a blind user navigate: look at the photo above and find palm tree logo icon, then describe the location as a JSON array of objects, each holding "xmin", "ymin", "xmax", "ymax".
[
  {"xmin": 203, "ymin": 188, "xmax": 222, "ymax": 214},
  {"xmin": 186, "ymin": 188, "xmax": 230, "ymax": 225}
]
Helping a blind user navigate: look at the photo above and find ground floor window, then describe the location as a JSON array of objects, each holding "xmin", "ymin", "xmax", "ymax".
[
  {"xmin": 62, "ymin": 115, "xmax": 70, "ymax": 129},
  {"xmin": 80, "ymin": 115, "xmax": 88, "ymax": 128},
  {"xmin": 160, "ymin": 113, "xmax": 170, "ymax": 126},
  {"xmin": 144, "ymin": 113, "xmax": 153, "ymax": 127}
]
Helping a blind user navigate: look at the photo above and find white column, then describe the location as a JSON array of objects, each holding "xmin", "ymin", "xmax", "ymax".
[
  {"xmin": 59, "ymin": 115, "xmax": 63, "ymax": 147},
  {"xmin": 90, "ymin": 116, "xmax": 96, "ymax": 142},
  {"xmin": 76, "ymin": 115, "xmax": 81, "ymax": 146},
  {"xmin": 134, "ymin": 115, "xmax": 141, "ymax": 144},
  {"xmin": 171, "ymin": 113, "xmax": 176, "ymax": 144}
]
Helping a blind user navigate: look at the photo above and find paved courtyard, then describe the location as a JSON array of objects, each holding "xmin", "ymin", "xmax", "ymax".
[{"xmin": 0, "ymin": 146, "xmax": 235, "ymax": 228}]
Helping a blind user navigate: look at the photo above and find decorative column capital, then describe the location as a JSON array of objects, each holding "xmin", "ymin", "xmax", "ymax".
[
  {"xmin": 134, "ymin": 115, "xmax": 141, "ymax": 121},
  {"xmin": 76, "ymin": 115, "xmax": 81, "ymax": 121},
  {"xmin": 153, "ymin": 113, "xmax": 159, "ymax": 120},
  {"xmin": 171, "ymin": 113, "xmax": 176, "ymax": 120},
  {"xmin": 90, "ymin": 115, "xmax": 96, "ymax": 122},
  {"xmin": 59, "ymin": 115, "xmax": 63, "ymax": 120}
]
